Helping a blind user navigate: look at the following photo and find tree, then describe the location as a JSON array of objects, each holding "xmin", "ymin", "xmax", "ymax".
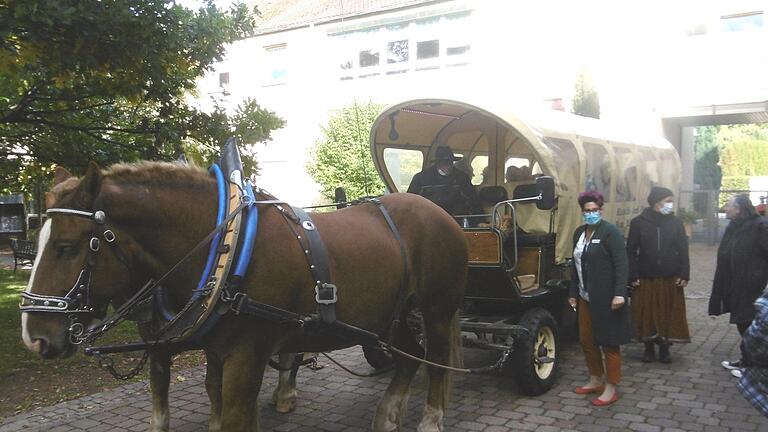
[
  {"xmin": 307, "ymin": 102, "xmax": 385, "ymax": 201},
  {"xmin": 694, "ymin": 126, "xmax": 721, "ymax": 190},
  {"xmin": 571, "ymin": 70, "xmax": 600, "ymax": 119},
  {"xmin": 0, "ymin": 0, "xmax": 284, "ymax": 196}
]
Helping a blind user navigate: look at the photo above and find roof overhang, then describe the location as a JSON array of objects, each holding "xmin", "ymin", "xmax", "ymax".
[{"xmin": 661, "ymin": 101, "xmax": 768, "ymax": 127}]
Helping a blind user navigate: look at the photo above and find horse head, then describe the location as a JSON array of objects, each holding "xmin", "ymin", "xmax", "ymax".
[{"xmin": 22, "ymin": 164, "xmax": 134, "ymax": 358}]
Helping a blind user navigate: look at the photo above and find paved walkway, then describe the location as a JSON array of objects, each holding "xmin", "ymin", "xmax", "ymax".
[{"xmin": 2, "ymin": 244, "xmax": 767, "ymax": 431}]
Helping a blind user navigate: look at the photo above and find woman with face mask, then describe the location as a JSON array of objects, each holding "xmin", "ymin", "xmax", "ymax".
[
  {"xmin": 568, "ymin": 190, "xmax": 632, "ymax": 406},
  {"xmin": 626, "ymin": 186, "xmax": 691, "ymax": 364}
]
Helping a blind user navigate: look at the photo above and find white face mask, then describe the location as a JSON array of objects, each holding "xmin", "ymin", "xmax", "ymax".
[
  {"xmin": 660, "ymin": 202, "xmax": 674, "ymax": 215},
  {"xmin": 437, "ymin": 167, "xmax": 451, "ymax": 177}
]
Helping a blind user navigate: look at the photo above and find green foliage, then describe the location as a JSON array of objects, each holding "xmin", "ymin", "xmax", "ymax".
[
  {"xmin": 693, "ymin": 126, "xmax": 721, "ymax": 190},
  {"xmin": 720, "ymin": 139, "xmax": 768, "ymax": 177},
  {"xmin": 0, "ymin": 0, "xmax": 284, "ymax": 197},
  {"xmin": 720, "ymin": 176, "xmax": 750, "ymax": 206},
  {"xmin": 307, "ymin": 102, "xmax": 386, "ymax": 201},
  {"xmin": 677, "ymin": 207, "xmax": 700, "ymax": 224},
  {"xmin": 571, "ymin": 71, "xmax": 600, "ymax": 119}
]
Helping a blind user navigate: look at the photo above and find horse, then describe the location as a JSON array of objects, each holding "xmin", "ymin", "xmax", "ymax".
[{"xmin": 21, "ymin": 161, "xmax": 468, "ymax": 431}]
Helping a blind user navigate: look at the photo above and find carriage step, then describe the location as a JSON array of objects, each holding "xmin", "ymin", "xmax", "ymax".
[{"xmin": 460, "ymin": 320, "xmax": 529, "ymax": 337}]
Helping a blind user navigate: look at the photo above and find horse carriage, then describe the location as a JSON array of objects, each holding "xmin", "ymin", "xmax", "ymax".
[
  {"xmin": 19, "ymin": 96, "xmax": 680, "ymax": 430},
  {"xmin": 367, "ymin": 97, "xmax": 682, "ymax": 395}
]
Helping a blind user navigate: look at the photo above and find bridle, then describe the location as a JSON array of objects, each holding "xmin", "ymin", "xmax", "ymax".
[{"xmin": 19, "ymin": 208, "xmax": 130, "ymax": 344}]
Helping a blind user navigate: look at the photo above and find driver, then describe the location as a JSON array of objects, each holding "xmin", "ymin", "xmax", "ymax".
[{"xmin": 407, "ymin": 145, "xmax": 478, "ymax": 216}]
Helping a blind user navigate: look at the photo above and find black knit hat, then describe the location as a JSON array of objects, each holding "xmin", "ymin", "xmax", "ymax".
[{"xmin": 647, "ymin": 186, "xmax": 674, "ymax": 206}]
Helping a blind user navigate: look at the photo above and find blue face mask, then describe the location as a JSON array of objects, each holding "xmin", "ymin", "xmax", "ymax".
[{"xmin": 583, "ymin": 211, "xmax": 602, "ymax": 225}]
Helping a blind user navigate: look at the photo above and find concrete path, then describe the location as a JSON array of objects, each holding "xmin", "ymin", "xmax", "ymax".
[{"xmin": 2, "ymin": 244, "xmax": 767, "ymax": 431}]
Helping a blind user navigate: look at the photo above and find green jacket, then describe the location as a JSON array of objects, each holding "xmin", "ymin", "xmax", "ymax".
[{"xmin": 570, "ymin": 220, "xmax": 632, "ymax": 347}]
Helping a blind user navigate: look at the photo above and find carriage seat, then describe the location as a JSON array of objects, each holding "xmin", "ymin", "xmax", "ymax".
[{"xmin": 478, "ymin": 185, "xmax": 508, "ymax": 214}]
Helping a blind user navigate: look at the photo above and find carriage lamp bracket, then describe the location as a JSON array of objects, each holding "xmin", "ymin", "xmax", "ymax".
[{"xmin": 315, "ymin": 283, "xmax": 338, "ymax": 305}]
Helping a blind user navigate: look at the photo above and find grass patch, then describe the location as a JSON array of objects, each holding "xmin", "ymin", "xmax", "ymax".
[{"xmin": 0, "ymin": 267, "xmax": 204, "ymax": 419}]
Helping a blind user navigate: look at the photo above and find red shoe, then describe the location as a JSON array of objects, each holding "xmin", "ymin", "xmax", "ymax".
[
  {"xmin": 591, "ymin": 393, "xmax": 619, "ymax": 407},
  {"xmin": 574, "ymin": 385, "xmax": 604, "ymax": 395}
]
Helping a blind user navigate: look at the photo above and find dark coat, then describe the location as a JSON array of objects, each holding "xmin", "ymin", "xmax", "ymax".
[
  {"xmin": 709, "ymin": 215, "xmax": 768, "ymax": 324},
  {"xmin": 570, "ymin": 220, "xmax": 633, "ymax": 347},
  {"xmin": 407, "ymin": 165, "xmax": 478, "ymax": 215},
  {"xmin": 626, "ymin": 207, "xmax": 690, "ymax": 282}
]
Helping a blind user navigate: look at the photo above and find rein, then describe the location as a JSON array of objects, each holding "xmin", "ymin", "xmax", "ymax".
[{"xmin": 20, "ymin": 196, "xmax": 283, "ymax": 349}]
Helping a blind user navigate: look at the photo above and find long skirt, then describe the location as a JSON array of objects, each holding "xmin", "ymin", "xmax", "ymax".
[{"xmin": 631, "ymin": 277, "xmax": 691, "ymax": 344}]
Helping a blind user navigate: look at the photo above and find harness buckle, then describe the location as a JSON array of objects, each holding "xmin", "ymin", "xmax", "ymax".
[
  {"xmin": 229, "ymin": 292, "xmax": 248, "ymax": 315},
  {"xmin": 103, "ymin": 229, "xmax": 116, "ymax": 242},
  {"xmin": 315, "ymin": 283, "xmax": 338, "ymax": 305}
]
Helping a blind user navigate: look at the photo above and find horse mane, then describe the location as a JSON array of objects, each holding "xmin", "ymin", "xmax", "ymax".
[
  {"xmin": 103, "ymin": 161, "xmax": 208, "ymax": 186},
  {"xmin": 48, "ymin": 161, "xmax": 210, "ymax": 207}
]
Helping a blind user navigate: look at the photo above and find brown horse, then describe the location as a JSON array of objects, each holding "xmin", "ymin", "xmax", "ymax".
[{"xmin": 21, "ymin": 161, "xmax": 467, "ymax": 431}]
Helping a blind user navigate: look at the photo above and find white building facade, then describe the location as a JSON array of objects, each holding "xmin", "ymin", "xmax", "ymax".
[{"xmin": 194, "ymin": 0, "xmax": 768, "ymax": 205}]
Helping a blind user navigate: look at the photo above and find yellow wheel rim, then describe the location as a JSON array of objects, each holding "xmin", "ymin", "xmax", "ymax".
[{"xmin": 534, "ymin": 326, "xmax": 556, "ymax": 379}]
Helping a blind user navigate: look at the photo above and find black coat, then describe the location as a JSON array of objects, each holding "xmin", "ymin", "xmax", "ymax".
[
  {"xmin": 709, "ymin": 215, "xmax": 768, "ymax": 324},
  {"xmin": 626, "ymin": 208, "xmax": 690, "ymax": 282},
  {"xmin": 407, "ymin": 165, "xmax": 478, "ymax": 215},
  {"xmin": 570, "ymin": 220, "xmax": 633, "ymax": 347}
]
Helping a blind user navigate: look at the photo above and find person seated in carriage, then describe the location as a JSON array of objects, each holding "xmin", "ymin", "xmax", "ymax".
[{"xmin": 407, "ymin": 145, "xmax": 479, "ymax": 217}]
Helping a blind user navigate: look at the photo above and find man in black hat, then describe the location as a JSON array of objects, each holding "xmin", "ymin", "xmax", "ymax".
[{"xmin": 407, "ymin": 145, "xmax": 478, "ymax": 216}]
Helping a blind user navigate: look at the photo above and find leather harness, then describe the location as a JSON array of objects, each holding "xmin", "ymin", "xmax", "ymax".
[{"xmin": 27, "ymin": 140, "xmax": 413, "ymax": 356}]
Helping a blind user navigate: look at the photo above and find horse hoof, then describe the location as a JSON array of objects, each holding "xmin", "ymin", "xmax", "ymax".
[
  {"xmin": 417, "ymin": 406, "xmax": 443, "ymax": 432},
  {"xmin": 274, "ymin": 398, "xmax": 297, "ymax": 413}
]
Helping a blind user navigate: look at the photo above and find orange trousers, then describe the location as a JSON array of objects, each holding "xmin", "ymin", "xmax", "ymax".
[{"xmin": 578, "ymin": 298, "xmax": 622, "ymax": 384}]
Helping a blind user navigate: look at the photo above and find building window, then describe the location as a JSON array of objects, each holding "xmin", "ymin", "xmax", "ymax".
[
  {"xmin": 417, "ymin": 40, "xmax": 439, "ymax": 59},
  {"xmin": 219, "ymin": 72, "xmax": 230, "ymax": 87},
  {"xmin": 262, "ymin": 43, "xmax": 288, "ymax": 86},
  {"xmin": 359, "ymin": 49, "xmax": 380, "ymax": 67},
  {"xmin": 720, "ymin": 11, "xmax": 763, "ymax": 32},
  {"xmin": 447, "ymin": 45, "xmax": 470, "ymax": 56},
  {"xmin": 331, "ymin": 10, "xmax": 473, "ymax": 80},
  {"xmin": 387, "ymin": 40, "xmax": 409, "ymax": 63}
]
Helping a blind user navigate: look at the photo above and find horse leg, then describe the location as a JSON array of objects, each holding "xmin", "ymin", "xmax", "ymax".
[
  {"xmin": 205, "ymin": 351, "xmax": 224, "ymax": 432},
  {"xmin": 271, "ymin": 353, "xmax": 299, "ymax": 413},
  {"xmin": 373, "ymin": 324, "xmax": 423, "ymax": 432},
  {"xmin": 417, "ymin": 312, "xmax": 462, "ymax": 432},
  {"xmin": 148, "ymin": 350, "xmax": 171, "ymax": 432},
  {"xmin": 220, "ymin": 344, "xmax": 271, "ymax": 431}
]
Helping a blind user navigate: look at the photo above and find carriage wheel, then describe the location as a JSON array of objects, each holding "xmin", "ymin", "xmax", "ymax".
[{"xmin": 508, "ymin": 308, "xmax": 559, "ymax": 396}]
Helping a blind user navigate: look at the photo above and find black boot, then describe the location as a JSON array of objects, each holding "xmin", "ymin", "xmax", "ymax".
[
  {"xmin": 658, "ymin": 343, "xmax": 671, "ymax": 363},
  {"xmin": 642, "ymin": 342, "xmax": 655, "ymax": 363}
]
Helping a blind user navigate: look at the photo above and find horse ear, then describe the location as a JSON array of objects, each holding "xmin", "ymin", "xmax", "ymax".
[
  {"xmin": 53, "ymin": 166, "xmax": 73, "ymax": 186},
  {"xmin": 81, "ymin": 161, "xmax": 103, "ymax": 200}
]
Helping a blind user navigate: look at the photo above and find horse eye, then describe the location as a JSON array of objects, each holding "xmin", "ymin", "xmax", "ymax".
[{"xmin": 56, "ymin": 244, "xmax": 78, "ymax": 259}]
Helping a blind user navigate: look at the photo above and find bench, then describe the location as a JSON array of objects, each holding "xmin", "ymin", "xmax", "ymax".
[{"xmin": 10, "ymin": 238, "xmax": 37, "ymax": 272}]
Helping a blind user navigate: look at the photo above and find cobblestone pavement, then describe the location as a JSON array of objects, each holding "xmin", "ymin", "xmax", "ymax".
[{"xmin": 3, "ymin": 244, "xmax": 767, "ymax": 431}]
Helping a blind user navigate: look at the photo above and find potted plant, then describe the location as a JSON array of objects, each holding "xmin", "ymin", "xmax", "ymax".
[{"xmin": 678, "ymin": 208, "xmax": 700, "ymax": 238}]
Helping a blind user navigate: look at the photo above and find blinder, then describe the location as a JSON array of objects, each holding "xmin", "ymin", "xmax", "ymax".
[{"xmin": 19, "ymin": 207, "xmax": 127, "ymax": 344}]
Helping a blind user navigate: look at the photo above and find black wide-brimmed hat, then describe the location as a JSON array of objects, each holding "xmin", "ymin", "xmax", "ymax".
[{"xmin": 435, "ymin": 145, "xmax": 462, "ymax": 162}]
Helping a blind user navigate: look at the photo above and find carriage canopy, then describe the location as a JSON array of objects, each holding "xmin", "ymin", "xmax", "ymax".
[{"xmin": 370, "ymin": 98, "xmax": 681, "ymax": 263}]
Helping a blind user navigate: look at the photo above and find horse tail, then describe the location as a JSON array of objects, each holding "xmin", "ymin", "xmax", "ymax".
[{"xmin": 444, "ymin": 311, "xmax": 463, "ymax": 403}]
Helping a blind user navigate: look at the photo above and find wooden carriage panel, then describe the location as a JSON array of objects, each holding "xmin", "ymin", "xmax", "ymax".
[
  {"xmin": 516, "ymin": 246, "xmax": 541, "ymax": 292},
  {"xmin": 465, "ymin": 230, "xmax": 502, "ymax": 265}
]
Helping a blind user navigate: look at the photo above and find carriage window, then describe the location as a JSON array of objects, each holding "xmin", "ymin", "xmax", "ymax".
[
  {"xmin": 584, "ymin": 142, "xmax": 611, "ymax": 202},
  {"xmin": 614, "ymin": 147, "xmax": 636, "ymax": 202},
  {"xmin": 504, "ymin": 157, "xmax": 533, "ymax": 183},
  {"xmin": 383, "ymin": 148, "xmax": 424, "ymax": 192}
]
